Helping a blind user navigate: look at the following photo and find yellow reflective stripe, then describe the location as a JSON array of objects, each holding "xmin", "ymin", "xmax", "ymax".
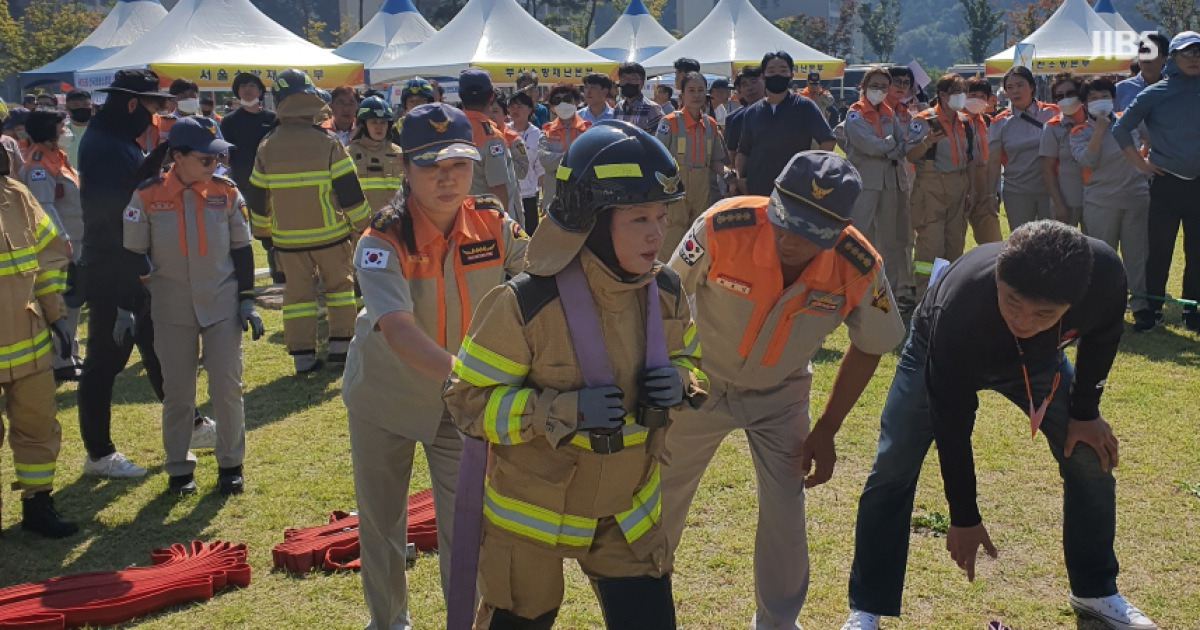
[
  {"xmin": 318, "ymin": 183, "xmax": 338, "ymax": 228},
  {"xmin": 456, "ymin": 336, "xmax": 530, "ymax": 386},
  {"xmin": 482, "ymin": 386, "xmax": 532, "ymax": 445},
  {"xmin": 34, "ymin": 269, "xmax": 66, "ymax": 296},
  {"xmin": 270, "ymin": 222, "xmax": 352, "ymax": 246},
  {"xmin": 358, "ymin": 177, "xmax": 401, "ymax": 190},
  {"xmin": 344, "ymin": 200, "xmax": 371, "ymax": 225},
  {"xmin": 249, "ymin": 168, "xmax": 269, "ymax": 187},
  {"xmin": 33, "ymin": 213, "xmax": 58, "ymax": 250},
  {"xmin": 567, "ymin": 415, "xmax": 647, "ymax": 451},
  {"xmin": 0, "ymin": 247, "xmax": 39, "ymax": 276},
  {"xmin": 615, "ymin": 464, "xmax": 661, "ymax": 543},
  {"xmin": 325, "ymin": 291, "xmax": 357, "ymax": 308},
  {"xmin": 556, "ymin": 165, "xmax": 571, "ymax": 181},
  {"xmin": 253, "ymin": 169, "xmax": 334, "ymax": 187},
  {"xmin": 675, "ymin": 322, "xmax": 700, "ymax": 358},
  {"xmin": 281, "ymin": 302, "xmax": 319, "ymax": 319},
  {"xmin": 14, "ymin": 461, "xmax": 55, "ymax": 486},
  {"xmin": 0, "ymin": 328, "xmax": 52, "ymax": 369},
  {"xmin": 483, "ymin": 481, "xmax": 596, "ymax": 547},
  {"xmin": 330, "ymin": 157, "xmax": 356, "ymax": 179},
  {"xmin": 913, "ymin": 260, "xmax": 934, "ymax": 275},
  {"xmin": 594, "ymin": 163, "xmax": 643, "ymax": 178}
]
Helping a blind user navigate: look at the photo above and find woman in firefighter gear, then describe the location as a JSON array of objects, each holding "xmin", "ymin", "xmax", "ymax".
[
  {"xmin": 18, "ymin": 109, "xmax": 85, "ymax": 381},
  {"xmin": 443, "ymin": 120, "xmax": 706, "ymax": 629},
  {"xmin": 245, "ymin": 69, "xmax": 371, "ymax": 373},
  {"xmin": 348, "ymin": 96, "xmax": 402, "ymax": 213},
  {"xmin": 653, "ymin": 71, "xmax": 729, "ymax": 260},
  {"xmin": 116, "ymin": 117, "xmax": 263, "ymax": 496},
  {"xmin": 341, "ymin": 103, "xmax": 528, "ymax": 629},
  {"xmin": 0, "ymin": 147, "xmax": 77, "ymax": 538},
  {"xmin": 661, "ymin": 151, "xmax": 905, "ymax": 630}
]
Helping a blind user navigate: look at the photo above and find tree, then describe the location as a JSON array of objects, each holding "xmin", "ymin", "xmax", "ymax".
[
  {"xmin": 1008, "ymin": 0, "xmax": 1059, "ymax": 44},
  {"xmin": 566, "ymin": 0, "xmax": 603, "ymax": 46},
  {"xmin": 1137, "ymin": 0, "xmax": 1200, "ymax": 34},
  {"xmin": 857, "ymin": 0, "xmax": 899, "ymax": 62},
  {"xmin": 0, "ymin": 0, "xmax": 100, "ymax": 77},
  {"xmin": 775, "ymin": 0, "xmax": 856, "ymax": 59},
  {"xmin": 829, "ymin": 0, "xmax": 858, "ymax": 59},
  {"xmin": 958, "ymin": 0, "xmax": 1004, "ymax": 64},
  {"xmin": 610, "ymin": 0, "xmax": 666, "ymax": 18}
]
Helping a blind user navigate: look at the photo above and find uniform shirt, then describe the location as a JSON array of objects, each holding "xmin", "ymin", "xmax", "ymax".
[
  {"xmin": 122, "ymin": 169, "xmax": 252, "ymax": 327},
  {"xmin": 1113, "ymin": 65, "xmax": 1200, "ymax": 180},
  {"xmin": 219, "ymin": 108, "xmax": 278, "ymax": 192},
  {"xmin": 615, "ymin": 95, "xmax": 664, "ymax": 134},
  {"xmin": 578, "ymin": 104, "xmax": 615, "ymax": 125},
  {"xmin": 841, "ymin": 99, "xmax": 904, "ymax": 191},
  {"xmin": 1038, "ymin": 112, "xmax": 1086, "ymax": 208},
  {"xmin": 668, "ymin": 199, "xmax": 904, "ymax": 416},
  {"xmin": 464, "ymin": 110, "xmax": 511, "ymax": 198},
  {"xmin": 917, "ymin": 239, "xmax": 1126, "ymax": 527},
  {"xmin": 19, "ymin": 147, "xmax": 83, "ymax": 250},
  {"xmin": 342, "ymin": 196, "xmax": 528, "ymax": 442},
  {"xmin": 654, "ymin": 109, "xmax": 726, "ymax": 170},
  {"xmin": 909, "ymin": 105, "xmax": 973, "ymax": 173},
  {"xmin": 738, "ymin": 93, "xmax": 835, "ymax": 196},
  {"xmin": 1114, "ymin": 73, "xmax": 1149, "ymax": 112},
  {"xmin": 723, "ymin": 104, "xmax": 748, "ymax": 153},
  {"xmin": 1069, "ymin": 117, "xmax": 1150, "ymax": 209},
  {"xmin": 987, "ymin": 101, "xmax": 1058, "ymax": 194},
  {"xmin": 538, "ymin": 115, "xmax": 591, "ymax": 210},
  {"xmin": 510, "ymin": 122, "xmax": 545, "ymax": 199}
]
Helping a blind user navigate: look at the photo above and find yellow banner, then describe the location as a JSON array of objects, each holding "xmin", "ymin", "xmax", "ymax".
[
  {"xmin": 985, "ymin": 56, "xmax": 1131, "ymax": 77},
  {"xmin": 732, "ymin": 60, "xmax": 846, "ymax": 79},
  {"xmin": 474, "ymin": 62, "xmax": 620, "ymax": 84},
  {"xmin": 151, "ymin": 63, "xmax": 365, "ymax": 89}
]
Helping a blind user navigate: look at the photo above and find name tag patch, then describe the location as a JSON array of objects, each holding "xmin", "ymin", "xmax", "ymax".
[
  {"xmin": 803, "ymin": 291, "xmax": 844, "ymax": 314},
  {"xmin": 716, "ymin": 275, "xmax": 751, "ymax": 295},
  {"xmin": 150, "ymin": 201, "xmax": 175, "ymax": 211},
  {"xmin": 360, "ymin": 248, "xmax": 390, "ymax": 269},
  {"xmin": 459, "ymin": 239, "xmax": 499, "ymax": 265},
  {"xmin": 205, "ymin": 195, "xmax": 228, "ymax": 208}
]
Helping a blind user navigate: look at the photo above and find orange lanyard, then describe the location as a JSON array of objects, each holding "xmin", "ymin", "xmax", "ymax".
[{"xmin": 1014, "ymin": 321, "xmax": 1062, "ymax": 437}]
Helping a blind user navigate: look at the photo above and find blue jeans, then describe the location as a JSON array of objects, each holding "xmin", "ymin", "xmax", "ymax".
[{"xmin": 847, "ymin": 330, "xmax": 1120, "ymax": 616}]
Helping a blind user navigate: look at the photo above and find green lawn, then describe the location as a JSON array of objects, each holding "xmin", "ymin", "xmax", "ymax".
[{"xmin": 2, "ymin": 229, "xmax": 1198, "ymax": 629}]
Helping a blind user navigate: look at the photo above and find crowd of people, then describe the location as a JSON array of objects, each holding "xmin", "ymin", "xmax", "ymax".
[{"xmin": 1, "ymin": 27, "xmax": 1198, "ymax": 630}]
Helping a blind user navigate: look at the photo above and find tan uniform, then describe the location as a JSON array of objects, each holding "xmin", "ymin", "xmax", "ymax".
[
  {"xmin": 465, "ymin": 110, "xmax": 511, "ymax": 200},
  {"xmin": 840, "ymin": 100, "xmax": 907, "ymax": 290},
  {"xmin": 19, "ymin": 147, "xmax": 83, "ymax": 371},
  {"xmin": 538, "ymin": 116, "xmax": 591, "ymax": 212},
  {"xmin": 908, "ymin": 105, "xmax": 973, "ymax": 290},
  {"xmin": 342, "ymin": 195, "xmax": 528, "ymax": 630},
  {"xmin": 248, "ymin": 93, "xmax": 371, "ymax": 358},
  {"xmin": 654, "ymin": 109, "xmax": 727, "ymax": 260},
  {"xmin": 988, "ymin": 102, "xmax": 1059, "ymax": 230},
  {"xmin": 348, "ymin": 137, "xmax": 403, "ymax": 213},
  {"xmin": 0, "ymin": 176, "xmax": 70, "ymax": 508},
  {"xmin": 661, "ymin": 200, "xmax": 904, "ymax": 630},
  {"xmin": 1038, "ymin": 112, "xmax": 1087, "ymax": 228},
  {"xmin": 443, "ymin": 249, "xmax": 705, "ymax": 625},
  {"xmin": 965, "ymin": 112, "xmax": 1003, "ymax": 243},
  {"xmin": 122, "ymin": 169, "xmax": 252, "ymax": 477}
]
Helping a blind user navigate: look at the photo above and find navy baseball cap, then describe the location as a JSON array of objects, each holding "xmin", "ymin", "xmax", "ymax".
[
  {"xmin": 1169, "ymin": 31, "xmax": 1200, "ymax": 53},
  {"xmin": 399, "ymin": 103, "xmax": 480, "ymax": 167},
  {"xmin": 768, "ymin": 151, "xmax": 862, "ymax": 248},
  {"xmin": 710, "ymin": 78, "xmax": 731, "ymax": 91},
  {"xmin": 459, "ymin": 68, "xmax": 493, "ymax": 99},
  {"xmin": 168, "ymin": 116, "xmax": 234, "ymax": 154},
  {"xmin": 4, "ymin": 107, "xmax": 29, "ymax": 130},
  {"xmin": 807, "ymin": 72, "xmax": 821, "ymax": 82}
]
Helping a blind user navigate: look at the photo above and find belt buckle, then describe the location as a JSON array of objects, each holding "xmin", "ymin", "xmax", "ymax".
[
  {"xmin": 636, "ymin": 405, "xmax": 670, "ymax": 429},
  {"xmin": 589, "ymin": 430, "xmax": 624, "ymax": 454}
]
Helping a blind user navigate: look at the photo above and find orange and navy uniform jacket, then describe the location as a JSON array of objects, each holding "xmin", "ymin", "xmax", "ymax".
[
  {"xmin": 667, "ymin": 197, "xmax": 905, "ymax": 413},
  {"xmin": 340, "ymin": 194, "xmax": 529, "ymax": 443}
]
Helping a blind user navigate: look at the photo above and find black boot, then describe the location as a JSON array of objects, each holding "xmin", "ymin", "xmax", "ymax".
[
  {"xmin": 21, "ymin": 491, "xmax": 78, "ymax": 538},
  {"xmin": 168, "ymin": 473, "xmax": 197, "ymax": 496},
  {"xmin": 593, "ymin": 573, "xmax": 677, "ymax": 629},
  {"xmin": 488, "ymin": 607, "xmax": 558, "ymax": 630},
  {"xmin": 218, "ymin": 466, "xmax": 244, "ymax": 496}
]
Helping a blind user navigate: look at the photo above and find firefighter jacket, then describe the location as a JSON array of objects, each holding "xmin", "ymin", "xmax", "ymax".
[
  {"xmin": 841, "ymin": 99, "xmax": 906, "ymax": 191},
  {"xmin": 347, "ymin": 136, "xmax": 402, "ymax": 213},
  {"xmin": 19, "ymin": 147, "xmax": 83, "ymax": 248},
  {"xmin": 667, "ymin": 199, "xmax": 904, "ymax": 415},
  {"xmin": 245, "ymin": 93, "xmax": 371, "ymax": 250},
  {"xmin": 443, "ymin": 248, "xmax": 706, "ymax": 558},
  {"xmin": 343, "ymin": 195, "xmax": 529, "ymax": 443},
  {"xmin": 654, "ymin": 109, "xmax": 727, "ymax": 170},
  {"xmin": 0, "ymin": 176, "xmax": 69, "ymax": 384},
  {"xmin": 537, "ymin": 116, "xmax": 590, "ymax": 209},
  {"xmin": 120, "ymin": 167, "xmax": 253, "ymax": 328}
]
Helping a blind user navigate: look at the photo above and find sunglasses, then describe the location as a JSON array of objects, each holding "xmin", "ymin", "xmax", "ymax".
[
  {"xmin": 1053, "ymin": 89, "xmax": 1079, "ymax": 99},
  {"xmin": 548, "ymin": 97, "xmax": 574, "ymax": 105},
  {"xmin": 192, "ymin": 154, "xmax": 224, "ymax": 167}
]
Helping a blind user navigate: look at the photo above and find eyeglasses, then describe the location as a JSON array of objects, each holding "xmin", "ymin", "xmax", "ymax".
[
  {"xmin": 1053, "ymin": 89, "xmax": 1079, "ymax": 99},
  {"xmin": 892, "ymin": 80, "xmax": 913, "ymax": 88},
  {"xmin": 1177, "ymin": 47, "xmax": 1200, "ymax": 59}
]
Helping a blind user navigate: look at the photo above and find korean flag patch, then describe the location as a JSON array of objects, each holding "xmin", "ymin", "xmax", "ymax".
[
  {"xmin": 360, "ymin": 248, "xmax": 390, "ymax": 269},
  {"xmin": 123, "ymin": 206, "xmax": 141, "ymax": 222},
  {"xmin": 657, "ymin": 120, "xmax": 671, "ymax": 136},
  {"xmin": 29, "ymin": 169, "xmax": 48, "ymax": 181},
  {"xmin": 909, "ymin": 119, "xmax": 924, "ymax": 135},
  {"xmin": 846, "ymin": 110, "xmax": 861, "ymax": 122},
  {"xmin": 677, "ymin": 229, "xmax": 706, "ymax": 266},
  {"xmin": 489, "ymin": 143, "xmax": 505, "ymax": 157}
]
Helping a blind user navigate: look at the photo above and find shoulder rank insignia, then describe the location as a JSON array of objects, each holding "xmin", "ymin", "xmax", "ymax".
[
  {"xmin": 711, "ymin": 207, "xmax": 757, "ymax": 231},
  {"xmin": 473, "ymin": 194, "xmax": 505, "ymax": 214},
  {"xmin": 136, "ymin": 175, "xmax": 164, "ymax": 190},
  {"xmin": 369, "ymin": 206, "xmax": 402, "ymax": 232},
  {"xmin": 213, "ymin": 174, "xmax": 237, "ymax": 188},
  {"xmin": 836, "ymin": 235, "xmax": 876, "ymax": 275}
]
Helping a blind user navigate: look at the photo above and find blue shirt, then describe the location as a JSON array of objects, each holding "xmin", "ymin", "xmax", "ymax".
[
  {"xmin": 737, "ymin": 93, "xmax": 835, "ymax": 195},
  {"xmin": 531, "ymin": 103, "xmax": 550, "ymax": 129},
  {"xmin": 1114, "ymin": 73, "xmax": 1148, "ymax": 112},
  {"xmin": 1113, "ymin": 66, "xmax": 1200, "ymax": 180},
  {"xmin": 578, "ymin": 104, "xmax": 615, "ymax": 125},
  {"xmin": 724, "ymin": 105, "xmax": 748, "ymax": 153}
]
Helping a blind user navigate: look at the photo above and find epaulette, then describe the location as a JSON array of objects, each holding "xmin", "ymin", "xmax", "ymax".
[
  {"xmin": 835, "ymin": 232, "xmax": 877, "ymax": 276},
  {"xmin": 710, "ymin": 206, "xmax": 757, "ymax": 231},
  {"xmin": 993, "ymin": 109, "xmax": 1012, "ymax": 120},
  {"xmin": 136, "ymin": 175, "xmax": 164, "ymax": 190},
  {"xmin": 472, "ymin": 194, "xmax": 505, "ymax": 216},
  {"xmin": 213, "ymin": 174, "xmax": 237, "ymax": 188},
  {"xmin": 369, "ymin": 205, "xmax": 403, "ymax": 232},
  {"xmin": 655, "ymin": 265, "xmax": 681, "ymax": 299},
  {"xmin": 30, "ymin": 149, "xmax": 42, "ymax": 162},
  {"xmin": 508, "ymin": 272, "xmax": 559, "ymax": 323}
]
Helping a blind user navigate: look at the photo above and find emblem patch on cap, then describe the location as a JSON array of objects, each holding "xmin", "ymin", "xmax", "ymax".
[
  {"xmin": 430, "ymin": 117, "xmax": 450, "ymax": 133},
  {"xmin": 712, "ymin": 207, "xmax": 755, "ymax": 231},
  {"xmin": 360, "ymin": 248, "xmax": 390, "ymax": 269},
  {"xmin": 810, "ymin": 180, "xmax": 833, "ymax": 200},
  {"xmin": 656, "ymin": 171, "xmax": 680, "ymax": 195},
  {"xmin": 677, "ymin": 228, "xmax": 705, "ymax": 266}
]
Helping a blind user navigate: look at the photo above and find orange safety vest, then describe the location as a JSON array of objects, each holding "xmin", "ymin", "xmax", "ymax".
[
  {"xmin": 541, "ymin": 116, "xmax": 590, "ymax": 155},
  {"xmin": 916, "ymin": 104, "xmax": 969, "ymax": 166},
  {"xmin": 661, "ymin": 109, "xmax": 719, "ymax": 168},
  {"xmin": 848, "ymin": 98, "xmax": 896, "ymax": 138}
]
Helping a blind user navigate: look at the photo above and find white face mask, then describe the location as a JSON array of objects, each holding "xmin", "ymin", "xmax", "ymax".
[
  {"xmin": 176, "ymin": 98, "xmax": 200, "ymax": 114},
  {"xmin": 964, "ymin": 97, "xmax": 988, "ymax": 115},
  {"xmin": 1057, "ymin": 97, "xmax": 1082, "ymax": 116},
  {"xmin": 554, "ymin": 102, "xmax": 576, "ymax": 120},
  {"xmin": 865, "ymin": 89, "xmax": 886, "ymax": 106},
  {"xmin": 946, "ymin": 93, "xmax": 968, "ymax": 111},
  {"xmin": 241, "ymin": 98, "xmax": 260, "ymax": 109},
  {"xmin": 1087, "ymin": 99, "xmax": 1114, "ymax": 118}
]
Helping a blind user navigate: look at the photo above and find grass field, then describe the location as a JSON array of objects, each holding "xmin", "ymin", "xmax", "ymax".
[{"xmin": 2, "ymin": 230, "xmax": 1198, "ymax": 630}]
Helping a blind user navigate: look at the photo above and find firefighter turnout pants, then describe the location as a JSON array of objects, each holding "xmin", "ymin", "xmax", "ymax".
[
  {"xmin": 277, "ymin": 241, "xmax": 357, "ymax": 355},
  {"xmin": 1, "ymin": 370, "xmax": 61, "ymax": 505},
  {"xmin": 912, "ymin": 169, "xmax": 968, "ymax": 294},
  {"xmin": 658, "ymin": 166, "xmax": 713, "ymax": 261}
]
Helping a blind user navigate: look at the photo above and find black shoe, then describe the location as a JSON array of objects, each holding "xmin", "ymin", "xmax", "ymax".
[
  {"xmin": 168, "ymin": 473, "xmax": 198, "ymax": 496},
  {"xmin": 326, "ymin": 352, "xmax": 347, "ymax": 364},
  {"xmin": 218, "ymin": 466, "xmax": 244, "ymax": 496},
  {"xmin": 1184, "ymin": 310, "xmax": 1200, "ymax": 333},
  {"xmin": 21, "ymin": 491, "xmax": 78, "ymax": 538},
  {"xmin": 53, "ymin": 365, "xmax": 81, "ymax": 383},
  {"xmin": 1132, "ymin": 309, "xmax": 1162, "ymax": 332}
]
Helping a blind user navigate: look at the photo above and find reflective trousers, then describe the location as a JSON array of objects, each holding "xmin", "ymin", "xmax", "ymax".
[
  {"xmin": 277, "ymin": 240, "xmax": 357, "ymax": 354},
  {"xmin": 1, "ymin": 369, "xmax": 60, "ymax": 506}
]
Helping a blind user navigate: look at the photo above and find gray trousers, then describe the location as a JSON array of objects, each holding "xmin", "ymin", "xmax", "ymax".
[
  {"xmin": 348, "ymin": 413, "xmax": 461, "ymax": 630},
  {"xmin": 661, "ymin": 394, "xmax": 810, "ymax": 630},
  {"xmin": 851, "ymin": 187, "xmax": 909, "ymax": 294},
  {"xmin": 1083, "ymin": 200, "xmax": 1150, "ymax": 312},
  {"xmin": 1003, "ymin": 190, "xmax": 1054, "ymax": 232},
  {"xmin": 156, "ymin": 317, "xmax": 245, "ymax": 477}
]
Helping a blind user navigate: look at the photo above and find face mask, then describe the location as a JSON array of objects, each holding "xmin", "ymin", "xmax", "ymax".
[
  {"xmin": 620, "ymin": 83, "xmax": 641, "ymax": 99},
  {"xmin": 865, "ymin": 89, "xmax": 886, "ymax": 106},
  {"xmin": 127, "ymin": 105, "xmax": 154, "ymax": 140},
  {"xmin": 554, "ymin": 102, "xmax": 576, "ymax": 119},
  {"xmin": 1087, "ymin": 99, "xmax": 1114, "ymax": 117},
  {"xmin": 68, "ymin": 107, "xmax": 92, "ymax": 124},
  {"xmin": 241, "ymin": 98, "xmax": 260, "ymax": 109},
  {"xmin": 764, "ymin": 75, "xmax": 791, "ymax": 94},
  {"xmin": 176, "ymin": 98, "xmax": 200, "ymax": 114},
  {"xmin": 1057, "ymin": 97, "xmax": 1082, "ymax": 116},
  {"xmin": 964, "ymin": 98, "xmax": 988, "ymax": 115},
  {"xmin": 947, "ymin": 93, "xmax": 968, "ymax": 111}
]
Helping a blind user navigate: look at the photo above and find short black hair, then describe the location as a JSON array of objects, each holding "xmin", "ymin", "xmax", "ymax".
[
  {"xmin": 1003, "ymin": 66, "xmax": 1036, "ymax": 91},
  {"xmin": 200, "ymin": 95, "xmax": 215, "ymax": 106},
  {"xmin": 618, "ymin": 62, "xmax": 647, "ymax": 80},
  {"xmin": 1140, "ymin": 32, "xmax": 1170, "ymax": 58},
  {"xmin": 460, "ymin": 87, "xmax": 493, "ymax": 108},
  {"xmin": 888, "ymin": 66, "xmax": 914, "ymax": 81},
  {"xmin": 735, "ymin": 64, "xmax": 762, "ymax": 89},
  {"xmin": 760, "ymin": 51, "xmax": 794, "ymax": 74},
  {"xmin": 493, "ymin": 89, "xmax": 509, "ymax": 114},
  {"xmin": 656, "ymin": 85, "xmax": 673, "ymax": 98},
  {"xmin": 680, "ymin": 71, "xmax": 707, "ymax": 91},
  {"xmin": 673, "ymin": 57, "xmax": 701, "ymax": 73},
  {"xmin": 967, "ymin": 76, "xmax": 992, "ymax": 97},
  {"xmin": 169, "ymin": 78, "xmax": 198, "ymax": 96},
  {"xmin": 548, "ymin": 84, "xmax": 582, "ymax": 103},
  {"xmin": 997, "ymin": 220, "xmax": 1094, "ymax": 306},
  {"xmin": 583, "ymin": 72, "xmax": 613, "ymax": 90},
  {"xmin": 1080, "ymin": 77, "xmax": 1116, "ymax": 101},
  {"xmin": 65, "ymin": 89, "xmax": 91, "ymax": 103},
  {"xmin": 26, "ymin": 109, "xmax": 67, "ymax": 144},
  {"xmin": 508, "ymin": 91, "xmax": 534, "ymax": 109}
]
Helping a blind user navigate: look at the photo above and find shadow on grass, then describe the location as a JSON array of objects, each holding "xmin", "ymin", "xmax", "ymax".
[
  {"xmin": 242, "ymin": 364, "xmax": 343, "ymax": 432},
  {"xmin": 54, "ymin": 359, "xmax": 165, "ymax": 410},
  {"xmin": 1118, "ymin": 319, "xmax": 1200, "ymax": 367}
]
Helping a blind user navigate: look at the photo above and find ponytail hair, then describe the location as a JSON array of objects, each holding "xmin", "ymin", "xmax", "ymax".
[
  {"xmin": 384, "ymin": 157, "xmax": 417, "ymax": 253},
  {"xmin": 133, "ymin": 142, "xmax": 178, "ymax": 183}
]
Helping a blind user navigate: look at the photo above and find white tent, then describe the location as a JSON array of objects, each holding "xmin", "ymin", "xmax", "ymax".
[
  {"xmin": 588, "ymin": 0, "xmax": 677, "ymax": 63},
  {"xmin": 640, "ymin": 0, "xmax": 844, "ymax": 78},
  {"xmin": 83, "ymin": 0, "xmax": 363, "ymax": 88},
  {"xmin": 986, "ymin": 0, "xmax": 1130, "ymax": 76},
  {"xmin": 20, "ymin": 0, "xmax": 167, "ymax": 89},
  {"xmin": 370, "ymin": 0, "xmax": 616, "ymax": 85},
  {"xmin": 1093, "ymin": 0, "xmax": 1136, "ymax": 34},
  {"xmin": 335, "ymin": 0, "xmax": 436, "ymax": 78}
]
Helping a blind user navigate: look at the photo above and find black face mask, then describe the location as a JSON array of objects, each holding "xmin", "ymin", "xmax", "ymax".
[
  {"xmin": 764, "ymin": 75, "xmax": 791, "ymax": 95},
  {"xmin": 126, "ymin": 103, "xmax": 154, "ymax": 140},
  {"xmin": 68, "ymin": 107, "xmax": 92, "ymax": 124},
  {"xmin": 620, "ymin": 83, "xmax": 642, "ymax": 99}
]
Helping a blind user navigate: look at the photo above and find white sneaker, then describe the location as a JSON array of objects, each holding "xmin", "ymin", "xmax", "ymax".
[
  {"xmin": 841, "ymin": 610, "xmax": 880, "ymax": 630},
  {"xmin": 82, "ymin": 452, "xmax": 147, "ymax": 478},
  {"xmin": 189, "ymin": 417, "xmax": 217, "ymax": 450},
  {"xmin": 1070, "ymin": 593, "xmax": 1158, "ymax": 629}
]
